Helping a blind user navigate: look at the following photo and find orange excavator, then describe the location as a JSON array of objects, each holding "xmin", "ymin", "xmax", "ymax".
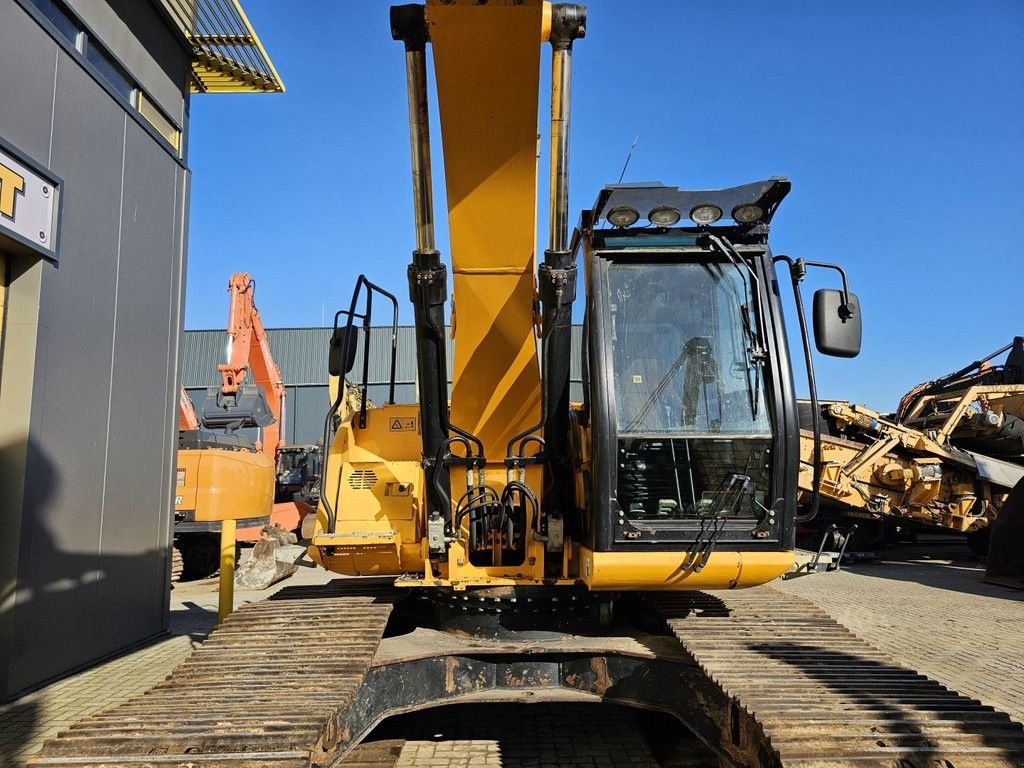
[
  {"xmin": 178, "ymin": 384, "xmax": 200, "ymax": 430},
  {"xmin": 173, "ymin": 273, "xmax": 313, "ymax": 579}
]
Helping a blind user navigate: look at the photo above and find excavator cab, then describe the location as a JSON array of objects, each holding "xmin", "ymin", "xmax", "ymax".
[{"xmin": 577, "ymin": 179, "xmax": 803, "ymax": 576}]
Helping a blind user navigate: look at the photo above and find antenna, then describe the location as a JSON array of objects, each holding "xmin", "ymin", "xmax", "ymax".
[{"xmin": 617, "ymin": 133, "xmax": 640, "ymax": 184}]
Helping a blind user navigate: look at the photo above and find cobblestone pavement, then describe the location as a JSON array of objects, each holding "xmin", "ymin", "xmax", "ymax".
[
  {"xmin": 0, "ymin": 554, "xmax": 334, "ymax": 768},
  {"xmin": 773, "ymin": 538, "xmax": 1024, "ymax": 724},
  {"xmin": 0, "ymin": 632, "xmax": 199, "ymax": 768}
]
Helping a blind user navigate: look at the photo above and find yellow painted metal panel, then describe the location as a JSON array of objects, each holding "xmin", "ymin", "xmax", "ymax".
[
  {"xmin": 426, "ymin": 0, "xmax": 543, "ymax": 459},
  {"xmin": 577, "ymin": 548, "xmax": 795, "ymax": 591},
  {"xmin": 176, "ymin": 448, "xmax": 274, "ymax": 522},
  {"xmin": 344, "ymin": 405, "xmax": 424, "ymax": 462},
  {"xmin": 312, "ymin": 403, "xmax": 426, "ymax": 575}
]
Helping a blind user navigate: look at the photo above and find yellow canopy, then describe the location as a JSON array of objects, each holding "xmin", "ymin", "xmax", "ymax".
[{"xmin": 155, "ymin": 0, "xmax": 284, "ymax": 93}]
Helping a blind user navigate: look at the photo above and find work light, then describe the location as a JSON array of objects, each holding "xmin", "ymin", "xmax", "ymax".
[
  {"xmin": 689, "ymin": 204, "xmax": 722, "ymax": 225},
  {"xmin": 607, "ymin": 205, "xmax": 640, "ymax": 227},
  {"xmin": 648, "ymin": 206, "xmax": 682, "ymax": 227},
  {"xmin": 732, "ymin": 204, "xmax": 764, "ymax": 223}
]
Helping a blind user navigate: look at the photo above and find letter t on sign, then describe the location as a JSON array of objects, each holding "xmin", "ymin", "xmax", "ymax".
[{"xmin": 0, "ymin": 163, "xmax": 26, "ymax": 220}]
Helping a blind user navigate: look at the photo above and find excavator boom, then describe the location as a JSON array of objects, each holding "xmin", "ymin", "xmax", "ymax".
[
  {"xmin": 204, "ymin": 272, "xmax": 288, "ymax": 455},
  {"xmin": 429, "ymin": 0, "xmax": 544, "ymax": 455}
]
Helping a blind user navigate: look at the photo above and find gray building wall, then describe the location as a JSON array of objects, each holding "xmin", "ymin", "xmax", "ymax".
[
  {"xmin": 182, "ymin": 326, "xmax": 585, "ymax": 446},
  {"xmin": 0, "ymin": 0, "xmax": 190, "ymax": 701},
  {"xmin": 65, "ymin": 0, "xmax": 189, "ymax": 127}
]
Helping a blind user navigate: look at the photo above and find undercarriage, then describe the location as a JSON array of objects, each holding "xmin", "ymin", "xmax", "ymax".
[{"xmin": 29, "ymin": 580, "xmax": 1024, "ymax": 768}]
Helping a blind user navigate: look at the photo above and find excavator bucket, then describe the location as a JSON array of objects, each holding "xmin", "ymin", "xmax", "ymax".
[
  {"xmin": 985, "ymin": 476, "xmax": 1024, "ymax": 589},
  {"xmin": 234, "ymin": 525, "xmax": 300, "ymax": 590}
]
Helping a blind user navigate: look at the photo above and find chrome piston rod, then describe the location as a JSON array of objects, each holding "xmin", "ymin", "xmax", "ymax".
[
  {"xmin": 547, "ymin": 5, "xmax": 585, "ymax": 252},
  {"xmin": 392, "ymin": 4, "xmax": 451, "ymax": 537},
  {"xmin": 403, "ymin": 41, "xmax": 435, "ymax": 252}
]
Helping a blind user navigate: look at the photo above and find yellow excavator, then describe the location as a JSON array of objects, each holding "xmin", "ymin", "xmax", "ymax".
[
  {"xmin": 32, "ymin": 3, "xmax": 1024, "ymax": 766},
  {"xmin": 308, "ymin": 2, "xmax": 862, "ymax": 593}
]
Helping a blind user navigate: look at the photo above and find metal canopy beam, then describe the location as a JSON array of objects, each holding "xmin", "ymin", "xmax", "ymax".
[{"xmin": 155, "ymin": 0, "xmax": 284, "ymax": 94}]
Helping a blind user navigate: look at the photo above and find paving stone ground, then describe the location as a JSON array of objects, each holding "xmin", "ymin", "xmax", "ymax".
[
  {"xmin": 362, "ymin": 703, "xmax": 669, "ymax": 767},
  {"xmin": 2, "ymin": 537, "xmax": 1020, "ymax": 767},
  {"xmin": 0, "ymin": 553, "xmax": 333, "ymax": 768},
  {"xmin": 773, "ymin": 536, "xmax": 1024, "ymax": 724},
  {"xmin": 357, "ymin": 703, "xmax": 726, "ymax": 767}
]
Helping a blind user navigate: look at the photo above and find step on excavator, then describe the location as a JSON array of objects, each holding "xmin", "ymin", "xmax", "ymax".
[
  {"xmin": 32, "ymin": 3, "xmax": 1024, "ymax": 766},
  {"xmin": 173, "ymin": 273, "xmax": 313, "ymax": 580}
]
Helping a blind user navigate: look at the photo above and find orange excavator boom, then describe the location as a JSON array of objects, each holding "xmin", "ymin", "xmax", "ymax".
[{"xmin": 209, "ymin": 272, "xmax": 288, "ymax": 456}]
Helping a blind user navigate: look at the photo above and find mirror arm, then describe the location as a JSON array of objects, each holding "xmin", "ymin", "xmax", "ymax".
[{"xmin": 800, "ymin": 259, "xmax": 854, "ymax": 319}]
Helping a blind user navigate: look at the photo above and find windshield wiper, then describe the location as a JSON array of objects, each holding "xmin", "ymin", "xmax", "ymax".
[
  {"xmin": 683, "ymin": 473, "xmax": 753, "ymax": 572},
  {"xmin": 706, "ymin": 234, "xmax": 765, "ymax": 419},
  {"xmin": 623, "ymin": 347, "xmax": 688, "ymax": 432}
]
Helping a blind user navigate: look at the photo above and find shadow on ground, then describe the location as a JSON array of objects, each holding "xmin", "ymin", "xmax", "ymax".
[
  {"xmin": 843, "ymin": 547, "xmax": 1024, "ymax": 601},
  {"xmin": 358, "ymin": 702, "xmax": 721, "ymax": 768},
  {"xmin": 0, "ymin": 700, "xmax": 40, "ymax": 767},
  {"xmin": 169, "ymin": 600, "xmax": 218, "ymax": 643},
  {"xmin": 752, "ymin": 641, "xmax": 1024, "ymax": 764}
]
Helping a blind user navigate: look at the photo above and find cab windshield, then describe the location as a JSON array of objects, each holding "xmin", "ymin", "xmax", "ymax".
[{"xmin": 608, "ymin": 261, "xmax": 770, "ymax": 436}]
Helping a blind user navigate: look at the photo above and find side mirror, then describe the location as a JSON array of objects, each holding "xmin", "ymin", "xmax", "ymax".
[
  {"xmin": 813, "ymin": 289, "xmax": 861, "ymax": 358},
  {"xmin": 328, "ymin": 324, "xmax": 358, "ymax": 377}
]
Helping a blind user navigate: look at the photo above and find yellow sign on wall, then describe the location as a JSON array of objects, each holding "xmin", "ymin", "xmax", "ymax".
[{"xmin": 0, "ymin": 163, "xmax": 25, "ymax": 219}]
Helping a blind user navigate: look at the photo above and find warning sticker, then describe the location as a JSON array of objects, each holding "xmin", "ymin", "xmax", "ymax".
[{"xmin": 389, "ymin": 417, "xmax": 417, "ymax": 432}]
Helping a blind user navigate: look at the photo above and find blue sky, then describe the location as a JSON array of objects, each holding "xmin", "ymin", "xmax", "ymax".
[{"xmin": 185, "ymin": 0, "xmax": 1023, "ymax": 411}]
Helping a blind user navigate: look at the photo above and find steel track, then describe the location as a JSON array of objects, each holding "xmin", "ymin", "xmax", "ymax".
[
  {"xmin": 655, "ymin": 587, "xmax": 1024, "ymax": 767},
  {"xmin": 27, "ymin": 582, "xmax": 1024, "ymax": 768},
  {"xmin": 28, "ymin": 579, "xmax": 399, "ymax": 768}
]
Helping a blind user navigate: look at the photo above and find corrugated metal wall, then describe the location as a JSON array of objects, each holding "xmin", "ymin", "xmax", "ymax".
[
  {"xmin": 182, "ymin": 327, "xmax": 420, "ymax": 388},
  {"xmin": 182, "ymin": 326, "xmax": 584, "ymax": 446},
  {"xmin": 0, "ymin": 1, "xmax": 189, "ymax": 701}
]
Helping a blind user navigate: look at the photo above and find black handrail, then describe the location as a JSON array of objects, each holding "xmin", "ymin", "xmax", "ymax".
[
  {"xmin": 319, "ymin": 275, "xmax": 400, "ymax": 535},
  {"xmin": 774, "ymin": 256, "xmax": 822, "ymax": 524}
]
